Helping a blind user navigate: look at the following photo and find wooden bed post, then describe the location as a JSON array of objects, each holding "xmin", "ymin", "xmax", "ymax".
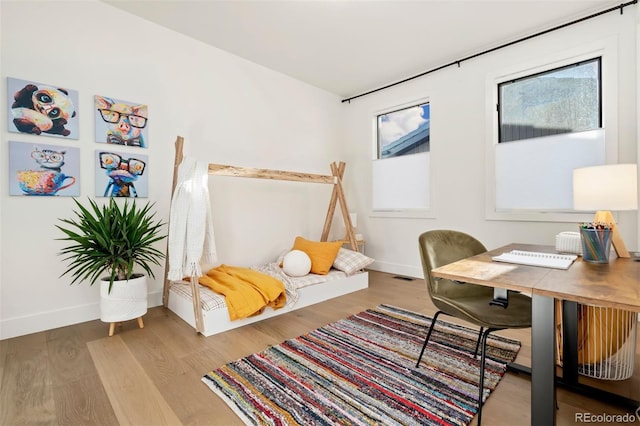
[{"xmin": 321, "ymin": 162, "xmax": 357, "ymax": 251}]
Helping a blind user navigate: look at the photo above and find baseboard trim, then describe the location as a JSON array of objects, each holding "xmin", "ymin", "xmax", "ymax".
[
  {"xmin": 0, "ymin": 290, "xmax": 164, "ymax": 340},
  {"xmin": 368, "ymin": 261, "xmax": 422, "ymax": 279}
]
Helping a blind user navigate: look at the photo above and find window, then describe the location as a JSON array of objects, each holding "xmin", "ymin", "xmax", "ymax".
[
  {"xmin": 488, "ymin": 51, "xmax": 613, "ymax": 220},
  {"xmin": 498, "ymin": 57, "xmax": 601, "ymax": 143},
  {"xmin": 377, "ymin": 103, "xmax": 430, "ymax": 158},
  {"xmin": 372, "ymin": 100, "xmax": 431, "ymax": 215}
]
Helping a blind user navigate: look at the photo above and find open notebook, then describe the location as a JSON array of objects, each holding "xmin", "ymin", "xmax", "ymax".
[{"xmin": 492, "ymin": 250, "xmax": 577, "ymax": 270}]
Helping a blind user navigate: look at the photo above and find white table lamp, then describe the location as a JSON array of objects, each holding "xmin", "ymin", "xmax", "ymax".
[{"xmin": 573, "ymin": 163, "xmax": 638, "ymax": 257}]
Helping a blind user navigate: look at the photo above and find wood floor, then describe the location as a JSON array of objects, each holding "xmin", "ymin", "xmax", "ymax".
[{"xmin": 1, "ymin": 270, "xmax": 638, "ymax": 425}]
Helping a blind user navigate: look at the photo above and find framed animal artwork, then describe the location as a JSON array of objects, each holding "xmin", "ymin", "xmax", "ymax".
[
  {"xmin": 95, "ymin": 150, "xmax": 148, "ymax": 198},
  {"xmin": 7, "ymin": 77, "xmax": 79, "ymax": 139},
  {"xmin": 9, "ymin": 141, "xmax": 80, "ymax": 196},
  {"xmin": 94, "ymin": 95, "xmax": 149, "ymax": 148}
]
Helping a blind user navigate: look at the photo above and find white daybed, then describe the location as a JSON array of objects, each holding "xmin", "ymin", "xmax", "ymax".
[
  {"xmin": 163, "ymin": 136, "xmax": 368, "ymax": 335},
  {"xmin": 168, "ymin": 262, "xmax": 369, "ymax": 336}
]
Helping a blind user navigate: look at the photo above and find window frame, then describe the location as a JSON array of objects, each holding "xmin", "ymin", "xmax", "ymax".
[
  {"xmin": 497, "ymin": 57, "xmax": 603, "ymax": 144},
  {"xmin": 370, "ymin": 97, "xmax": 435, "ymax": 219},
  {"xmin": 485, "ymin": 39, "xmax": 619, "ymax": 223}
]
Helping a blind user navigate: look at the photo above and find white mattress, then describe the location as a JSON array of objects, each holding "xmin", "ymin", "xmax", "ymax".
[
  {"xmin": 167, "ymin": 263, "xmax": 368, "ymax": 336},
  {"xmin": 169, "ymin": 262, "xmax": 348, "ymax": 313}
]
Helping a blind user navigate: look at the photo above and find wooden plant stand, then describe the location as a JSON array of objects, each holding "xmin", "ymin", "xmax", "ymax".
[{"xmin": 108, "ymin": 317, "xmax": 145, "ymax": 337}]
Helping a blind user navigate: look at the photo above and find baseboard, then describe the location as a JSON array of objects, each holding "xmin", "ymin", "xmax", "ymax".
[
  {"xmin": 0, "ymin": 290, "xmax": 165, "ymax": 340},
  {"xmin": 4, "ymin": 279, "xmax": 633, "ymax": 339},
  {"xmin": 148, "ymin": 290, "xmax": 163, "ymax": 308},
  {"xmin": 0, "ymin": 302, "xmax": 100, "ymax": 340},
  {"xmin": 368, "ymin": 260, "xmax": 422, "ymax": 279}
]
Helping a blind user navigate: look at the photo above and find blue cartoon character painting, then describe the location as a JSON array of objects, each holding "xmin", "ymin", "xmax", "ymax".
[
  {"xmin": 98, "ymin": 151, "xmax": 148, "ymax": 197},
  {"xmin": 95, "ymin": 95, "xmax": 148, "ymax": 147}
]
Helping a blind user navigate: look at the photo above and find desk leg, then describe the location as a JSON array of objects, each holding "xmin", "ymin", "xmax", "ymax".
[
  {"xmin": 532, "ymin": 294, "xmax": 556, "ymax": 426},
  {"xmin": 561, "ymin": 301, "xmax": 578, "ymax": 384}
]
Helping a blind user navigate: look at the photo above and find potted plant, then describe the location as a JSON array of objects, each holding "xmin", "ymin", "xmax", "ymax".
[{"xmin": 56, "ymin": 197, "xmax": 166, "ymax": 336}]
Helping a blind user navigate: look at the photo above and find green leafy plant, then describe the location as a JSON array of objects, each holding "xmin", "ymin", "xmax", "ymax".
[{"xmin": 56, "ymin": 198, "xmax": 167, "ymax": 293}]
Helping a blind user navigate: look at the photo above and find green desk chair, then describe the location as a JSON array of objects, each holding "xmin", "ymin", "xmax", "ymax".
[{"xmin": 415, "ymin": 230, "xmax": 532, "ymax": 425}]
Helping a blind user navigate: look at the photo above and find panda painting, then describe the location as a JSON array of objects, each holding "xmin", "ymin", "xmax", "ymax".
[{"xmin": 7, "ymin": 77, "xmax": 79, "ymax": 139}]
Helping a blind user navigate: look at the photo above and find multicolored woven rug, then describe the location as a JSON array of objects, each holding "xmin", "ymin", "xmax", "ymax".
[{"xmin": 202, "ymin": 304, "xmax": 521, "ymax": 426}]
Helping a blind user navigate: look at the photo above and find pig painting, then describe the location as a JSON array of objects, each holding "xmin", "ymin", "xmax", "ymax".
[{"xmin": 95, "ymin": 95, "xmax": 148, "ymax": 148}]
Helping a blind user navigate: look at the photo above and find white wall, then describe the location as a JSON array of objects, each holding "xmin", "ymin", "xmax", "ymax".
[
  {"xmin": 0, "ymin": 1, "xmax": 344, "ymax": 339},
  {"xmin": 2, "ymin": 2, "xmax": 638, "ymax": 340},
  {"xmin": 342, "ymin": 10, "xmax": 639, "ymax": 278}
]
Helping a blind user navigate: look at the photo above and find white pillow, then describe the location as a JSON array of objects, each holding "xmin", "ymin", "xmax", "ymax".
[
  {"xmin": 282, "ymin": 250, "xmax": 312, "ymax": 277},
  {"xmin": 332, "ymin": 248, "xmax": 374, "ymax": 275}
]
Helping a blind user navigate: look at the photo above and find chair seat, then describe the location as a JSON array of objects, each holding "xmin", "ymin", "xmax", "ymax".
[{"xmin": 433, "ymin": 292, "xmax": 532, "ymax": 329}]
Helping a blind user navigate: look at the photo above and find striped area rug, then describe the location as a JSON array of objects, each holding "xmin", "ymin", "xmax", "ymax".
[{"xmin": 202, "ymin": 304, "xmax": 521, "ymax": 426}]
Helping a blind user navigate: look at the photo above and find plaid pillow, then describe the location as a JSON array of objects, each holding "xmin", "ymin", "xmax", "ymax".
[{"xmin": 332, "ymin": 248, "xmax": 374, "ymax": 275}]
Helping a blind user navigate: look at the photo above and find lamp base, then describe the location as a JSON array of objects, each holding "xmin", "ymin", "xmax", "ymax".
[{"xmin": 593, "ymin": 210, "xmax": 630, "ymax": 258}]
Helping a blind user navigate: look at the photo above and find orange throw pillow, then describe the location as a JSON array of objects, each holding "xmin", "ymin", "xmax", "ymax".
[{"xmin": 292, "ymin": 236, "xmax": 342, "ymax": 275}]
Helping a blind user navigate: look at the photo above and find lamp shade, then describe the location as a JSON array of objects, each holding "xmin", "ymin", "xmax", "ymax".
[{"xmin": 573, "ymin": 164, "xmax": 638, "ymax": 211}]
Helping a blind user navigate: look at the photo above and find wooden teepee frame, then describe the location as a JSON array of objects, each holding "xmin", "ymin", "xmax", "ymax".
[{"xmin": 162, "ymin": 136, "xmax": 357, "ymax": 333}]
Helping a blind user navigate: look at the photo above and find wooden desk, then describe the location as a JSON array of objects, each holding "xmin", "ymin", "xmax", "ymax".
[{"xmin": 431, "ymin": 243, "xmax": 640, "ymax": 426}]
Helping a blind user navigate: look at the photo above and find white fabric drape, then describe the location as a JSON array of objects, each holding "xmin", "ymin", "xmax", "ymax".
[{"xmin": 167, "ymin": 157, "xmax": 217, "ymax": 281}]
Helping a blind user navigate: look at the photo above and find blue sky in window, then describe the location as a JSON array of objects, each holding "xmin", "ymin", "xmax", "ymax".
[{"xmin": 379, "ymin": 103, "xmax": 430, "ymax": 149}]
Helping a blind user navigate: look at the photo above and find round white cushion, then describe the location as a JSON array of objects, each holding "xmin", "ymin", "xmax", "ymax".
[{"xmin": 282, "ymin": 250, "xmax": 312, "ymax": 277}]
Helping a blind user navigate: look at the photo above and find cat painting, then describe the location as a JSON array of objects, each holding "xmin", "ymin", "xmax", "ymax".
[
  {"xmin": 9, "ymin": 141, "xmax": 80, "ymax": 196},
  {"xmin": 95, "ymin": 95, "xmax": 148, "ymax": 147},
  {"xmin": 31, "ymin": 146, "xmax": 66, "ymax": 172}
]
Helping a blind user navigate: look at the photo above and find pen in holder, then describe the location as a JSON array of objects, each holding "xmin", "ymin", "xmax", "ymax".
[{"xmin": 579, "ymin": 223, "xmax": 613, "ymax": 264}]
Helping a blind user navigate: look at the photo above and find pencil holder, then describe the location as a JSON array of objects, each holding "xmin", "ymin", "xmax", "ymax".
[{"xmin": 579, "ymin": 227, "xmax": 612, "ymax": 264}]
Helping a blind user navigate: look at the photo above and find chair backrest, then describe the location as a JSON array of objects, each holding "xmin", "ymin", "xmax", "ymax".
[{"xmin": 418, "ymin": 230, "xmax": 489, "ymax": 302}]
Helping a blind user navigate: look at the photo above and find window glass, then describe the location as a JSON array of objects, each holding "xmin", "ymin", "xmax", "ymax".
[
  {"xmin": 498, "ymin": 57, "xmax": 601, "ymax": 143},
  {"xmin": 377, "ymin": 103, "xmax": 430, "ymax": 158}
]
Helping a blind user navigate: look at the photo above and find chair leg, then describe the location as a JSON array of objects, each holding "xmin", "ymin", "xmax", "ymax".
[
  {"xmin": 477, "ymin": 328, "xmax": 498, "ymax": 426},
  {"xmin": 415, "ymin": 311, "xmax": 443, "ymax": 367},
  {"xmin": 473, "ymin": 327, "xmax": 484, "ymax": 359}
]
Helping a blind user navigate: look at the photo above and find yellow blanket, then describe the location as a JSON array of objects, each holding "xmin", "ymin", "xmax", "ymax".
[{"xmin": 197, "ymin": 264, "xmax": 286, "ymax": 320}]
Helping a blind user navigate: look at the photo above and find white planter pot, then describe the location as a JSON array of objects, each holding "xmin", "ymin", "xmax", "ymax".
[{"xmin": 99, "ymin": 274, "xmax": 148, "ymax": 323}]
